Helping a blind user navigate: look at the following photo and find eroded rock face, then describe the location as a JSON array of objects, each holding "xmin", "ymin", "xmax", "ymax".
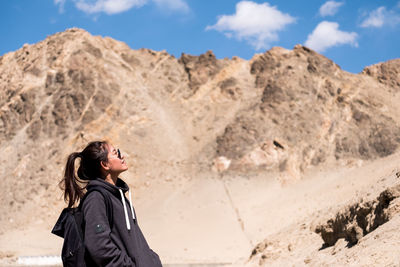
[
  {"xmin": 315, "ymin": 184, "xmax": 400, "ymax": 246},
  {"xmin": 178, "ymin": 50, "xmax": 224, "ymax": 96},
  {"xmin": 362, "ymin": 59, "xmax": 400, "ymax": 92},
  {"xmin": 247, "ymin": 170, "xmax": 400, "ymax": 267},
  {"xmin": 215, "ymin": 45, "xmax": 400, "ymax": 176}
]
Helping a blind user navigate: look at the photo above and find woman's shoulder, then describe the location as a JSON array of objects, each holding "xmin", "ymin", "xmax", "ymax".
[{"xmin": 81, "ymin": 190, "xmax": 107, "ymax": 209}]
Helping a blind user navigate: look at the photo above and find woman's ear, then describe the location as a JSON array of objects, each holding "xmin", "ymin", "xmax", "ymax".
[{"xmin": 100, "ymin": 160, "xmax": 110, "ymax": 171}]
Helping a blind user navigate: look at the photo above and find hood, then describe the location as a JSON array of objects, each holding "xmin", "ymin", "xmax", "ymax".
[{"xmin": 87, "ymin": 178, "xmax": 130, "ymax": 199}]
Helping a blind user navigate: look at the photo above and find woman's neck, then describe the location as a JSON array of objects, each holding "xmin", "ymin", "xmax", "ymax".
[{"xmin": 104, "ymin": 173, "xmax": 118, "ymax": 186}]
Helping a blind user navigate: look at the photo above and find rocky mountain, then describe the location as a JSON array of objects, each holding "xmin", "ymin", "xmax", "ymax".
[
  {"xmin": 363, "ymin": 58, "xmax": 400, "ymax": 92},
  {"xmin": 0, "ymin": 28, "xmax": 399, "ymax": 265}
]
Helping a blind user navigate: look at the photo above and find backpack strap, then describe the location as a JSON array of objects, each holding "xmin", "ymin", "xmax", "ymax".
[{"xmin": 79, "ymin": 186, "xmax": 114, "ymax": 229}]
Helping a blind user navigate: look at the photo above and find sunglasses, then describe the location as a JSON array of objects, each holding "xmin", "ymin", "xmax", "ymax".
[{"xmin": 117, "ymin": 148, "xmax": 122, "ymax": 159}]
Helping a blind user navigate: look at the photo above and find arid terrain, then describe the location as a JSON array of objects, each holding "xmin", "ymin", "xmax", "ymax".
[{"xmin": 0, "ymin": 28, "xmax": 399, "ymax": 266}]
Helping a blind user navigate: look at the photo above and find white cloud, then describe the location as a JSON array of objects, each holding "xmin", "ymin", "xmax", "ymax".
[
  {"xmin": 360, "ymin": 6, "xmax": 385, "ymax": 27},
  {"xmin": 72, "ymin": 0, "xmax": 189, "ymax": 15},
  {"xmin": 74, "ymin": 0, "xmax": 146, "ymax": 14},
  {"xmin": 319, "ymin": 1, "xmax": 343, "ymax": 17},
  {"xmin": 305, "ymin": 21, "xmax": 358, "ymax": 52},
  {"xmin": 206, "ymin": 1, "xmax": 296, "ymax": 50},
  {"xmin": 360, "ymin": 6, "xmax": 400, "ymax": 28},
  {"xmin": 153, "ymin": 0, "xmax": 189, "ymax": 13},
  {"xmin": 54, "ymin": 0, "xmax": 67, "ymax": 13}
]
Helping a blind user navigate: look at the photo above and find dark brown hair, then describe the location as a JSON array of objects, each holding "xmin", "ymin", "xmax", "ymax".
[{"xmin": 60, "ymin": 141, "xmax": 109, "ymax": 208}]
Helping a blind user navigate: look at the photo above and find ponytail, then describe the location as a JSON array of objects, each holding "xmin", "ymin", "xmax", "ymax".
[
  {"xmin": 61, "ymin": 152, "xmax": 84, "ymax": 208},
  {"xmin": 60, "ymin": 141, "xmax": 109, "ymax": 208}
]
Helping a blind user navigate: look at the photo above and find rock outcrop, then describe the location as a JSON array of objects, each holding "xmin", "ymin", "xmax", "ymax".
[
  {"xmin": 315, "ymin": 181, "xmax": 400, "ymax": 246},
  {"xmin": 363, "ymin": 59, "xmax": 400, "ymax": 92},
  {"xmin": 247, "ymin": 168, "xmax": 400, "ymax": 266},
  {"xmin": 215, "ymin": 45, "xmax": 400, "ymax": 178}
]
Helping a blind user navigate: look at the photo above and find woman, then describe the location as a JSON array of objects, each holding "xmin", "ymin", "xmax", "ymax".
[{"xmin": 61, "ymin": 140, "xmax": 162, "ymax": 267}]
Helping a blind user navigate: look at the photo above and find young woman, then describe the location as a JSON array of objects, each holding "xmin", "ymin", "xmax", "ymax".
[{"xmin": 61, "ymin": 141, "xmax": 162, "ymax": 266}]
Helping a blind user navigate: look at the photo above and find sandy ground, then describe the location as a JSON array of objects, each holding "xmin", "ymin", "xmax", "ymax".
[{"xmin": 1, "ymin": 153, "xmax": 400, "ymax": 266}]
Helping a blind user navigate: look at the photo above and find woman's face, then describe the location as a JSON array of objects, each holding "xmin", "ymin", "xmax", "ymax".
[{"xmin": 104, "ymin": 143, "xmax": 128, "ymax": 175}]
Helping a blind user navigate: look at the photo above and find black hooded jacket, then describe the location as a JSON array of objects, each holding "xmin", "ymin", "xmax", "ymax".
[{"xmin": 82, "ymin": 178, "xmax": 162, "ymax": 267}]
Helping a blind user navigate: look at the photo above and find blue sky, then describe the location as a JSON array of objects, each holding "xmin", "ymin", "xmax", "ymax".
[{"xmin": 1, "ymin": 0, "xmax": 399, "ymax": 73}]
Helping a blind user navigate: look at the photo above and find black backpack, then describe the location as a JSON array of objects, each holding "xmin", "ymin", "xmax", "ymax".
[{"xmin": 52, "ymin": 186, "xmax": 113, "ymax": 267}]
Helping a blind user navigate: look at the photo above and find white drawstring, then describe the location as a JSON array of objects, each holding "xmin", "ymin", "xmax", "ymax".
[
  {"xmin": 128, "ymin": 190, "xmax": 136, "ymax": 220},
  {"xmin": 119, "ymin": 189, "xmax": 131, "ymax": 231}
]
